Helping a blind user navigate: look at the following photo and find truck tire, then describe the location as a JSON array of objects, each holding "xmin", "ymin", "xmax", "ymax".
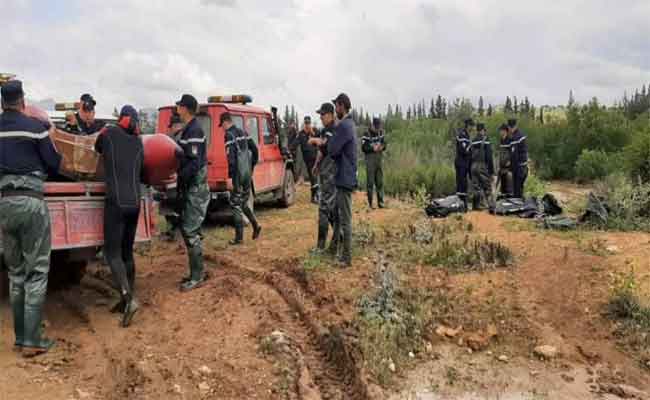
[{"xmin": 279, "ymin": 169, "xmax": 296, "ymax": 208}]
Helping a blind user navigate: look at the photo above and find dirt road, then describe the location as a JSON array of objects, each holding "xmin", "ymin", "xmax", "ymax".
[{"xmin": 1, "ymin": 186, "xmax": 649, "ymax": 399}]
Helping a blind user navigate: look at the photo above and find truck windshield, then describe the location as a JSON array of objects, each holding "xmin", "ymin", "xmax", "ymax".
[{"xmin": 246, "ymin": 116, "xmax": 259, "ymax": 147}]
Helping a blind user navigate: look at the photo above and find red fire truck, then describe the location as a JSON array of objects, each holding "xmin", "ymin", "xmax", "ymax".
[{"xmin": 155, "ymin": 95, "xmax": 296, "ymax": 216}]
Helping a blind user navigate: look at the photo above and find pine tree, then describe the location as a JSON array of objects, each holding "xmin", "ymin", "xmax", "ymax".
[
  {"xmin": 435, "ymin": 95, "xmax": 445, "ymax": 119},
  {"xmin": 523, "ymin": 97, "xmax": 531, "ymax": 115},
  {"xmin": 513, "ymin": 96, "xmax": 519, "ymax": 114},
  {"xmin": 478, "ymin": 96, "xmax": 485, "ymax": 117},
  {"xmin": 387, "ymin": 104, "xmax": 393, "ymax": 119},
  {"xmin": 430, "ymin": 98, "xmax": 435, "ymax": 118},
  {"xmin": 504, "ymin": 97, "xmax": 513, "ymax": 114},
  {"xmin": 406, "ymin": 106, "xmax": 412, "ymax": 120},
  {"xmin": 539, "ymin": 106, "xmax": 544, "ymax": 124},
  {"xmin": 568, "ymin": 90, "xmax": 576, "ymax": 109}
]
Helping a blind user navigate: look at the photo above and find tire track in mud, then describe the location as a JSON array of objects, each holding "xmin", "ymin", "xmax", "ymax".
[{"xmin": 210, "ymin": 253, "xmax": 370, "ymax": 400}]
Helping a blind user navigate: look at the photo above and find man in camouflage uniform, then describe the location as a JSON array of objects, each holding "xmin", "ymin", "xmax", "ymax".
[
  {"xmin": 175, "ymin": 94, "xmax": 210, "ymax": 292},
  {"xmin": 222, "ymin": 112, "xmax": 261, "ymax": 245},
  {"xmin": 161, "ymin": 112, "xmax": 185, "ymax": 241},
  {"xmin": 497, "ymin": 123, "xmax": 513, "ymax": 198},
  {"xmin": 469, "ymin": 123, "xmax": 495, "ymax": 210},
  {"xmin": 0, "ymin": 80, "xmax": 62, "ymax": 357},
  {"xmin": 361, "ymin": 117, "xmax": 386, "ymax": 209},
  {"xmin": 309, "ymin": 103, "xmax": 339, "ymax": 253}
]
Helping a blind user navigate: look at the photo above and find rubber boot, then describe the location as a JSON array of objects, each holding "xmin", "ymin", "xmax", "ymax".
[
  {"xmin": 311, "ymin": 225, "xmax": 328, "ymax": 254},
  {"xmin": 229, "ymin": 225, "xmax": 244, "ymax": 246},
  {"xmin": 121, "ymin": 296, "xmax": 139, "ymax": 328},
  {"xmin": 125, "ymin": 260, "xmax": 136, "ymax": 295},
  {"xmin": 367, "ymin": 191, "xmax": 374, "ymax": 209},
  {"xmin": 180, "ymin": 246, "xmax": 206, "ymax": 292},
  {"xmin": 252, "ymin": 224, "xmax": 262, "ymax": 240},
  {"xmin": 10, "ymin": 287, "xmax": 25, "ymax": 349},
  {"xmin": 22, "ymin": 304, "xmax": 54, "ymax": 357}
]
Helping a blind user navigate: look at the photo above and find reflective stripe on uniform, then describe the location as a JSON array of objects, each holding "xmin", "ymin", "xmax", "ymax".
[
  {"xmin": 510, "ymin": 136, "xmax": 526, "ymax": 145},
  {"xmin": 0, "ymin": 130, "xmax": 49, "ymax": 140},
  {"xmin": 179, "ymin": 137, "xmax": 206, "ymax": 145}
]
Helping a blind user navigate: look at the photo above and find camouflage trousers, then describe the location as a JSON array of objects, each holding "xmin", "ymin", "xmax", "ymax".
[
  {"xmin": 179, "ymin": 168, "xmax": 210, "ymax": 281},
  {"xmin": 471, "ymin": 165, "xmax": 492, "ymax": 209},
  {"xmin": 365, "ymin": 153, "xmax": 384, "ymax": 207},
  {"xmin": 0, "ymin": 195, "xmax": 51, "ymax": 347}
]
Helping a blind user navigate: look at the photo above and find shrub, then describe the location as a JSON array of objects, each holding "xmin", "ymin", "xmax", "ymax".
[
  {"xmin": 575, "ymin": 149, "xmax": 612, "ymax": 182},
  {"xmin": 595, "ymin": 173, "xmax": 650, "ymax": 231},
  {"xmin": 623, "ymin": 128, "xmax": 650, "ymax": 183},
  {"xmin": 524, "ymin": 172, "xmax": 548, "ymax": 198}
]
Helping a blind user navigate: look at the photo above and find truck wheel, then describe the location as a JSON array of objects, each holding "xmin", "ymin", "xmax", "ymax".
[{"xmin": 279, "ymin": 169, "xmax": 296, "ymax": 208}]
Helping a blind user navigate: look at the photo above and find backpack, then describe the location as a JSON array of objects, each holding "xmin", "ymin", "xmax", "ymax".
[
  {"xmin": 541, "ymin": 193, "xmax": 563, "ymax": 216},
  {"xmin": 425, "ymin": 195, "xmax": 466, "ymax": 218},
  {"xmin": 490, "ymin": 197, "xmax": 540, "ymax": 218}
]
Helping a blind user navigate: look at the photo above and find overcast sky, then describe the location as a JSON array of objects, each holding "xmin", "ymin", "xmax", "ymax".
[{"xmin": 3, "ymin": 0, "xmax": 650, "ymax": 116}]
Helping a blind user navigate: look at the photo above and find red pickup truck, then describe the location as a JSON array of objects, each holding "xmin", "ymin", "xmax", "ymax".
[
  {"xmin": 1, "ymin": 172, "xmax": 155, "ymax": 298},
  {"xmin": 155, "ymin": 95, "xmax": 296, "ymax": 216}
]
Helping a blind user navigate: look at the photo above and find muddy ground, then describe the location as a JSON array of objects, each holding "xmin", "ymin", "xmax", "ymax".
[{"xmin": 0, "ymin": 183, "xmax": 649, "ymax": 400}]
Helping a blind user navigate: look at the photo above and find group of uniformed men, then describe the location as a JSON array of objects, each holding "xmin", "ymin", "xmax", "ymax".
[{"xmin": 454, "ymin": 118, "xmax": 528, "ymax": 210}]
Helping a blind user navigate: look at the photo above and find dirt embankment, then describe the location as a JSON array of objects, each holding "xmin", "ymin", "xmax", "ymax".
[{"xmin": 1, "ymin": 185, "xmax": 649, "ymax": 400}]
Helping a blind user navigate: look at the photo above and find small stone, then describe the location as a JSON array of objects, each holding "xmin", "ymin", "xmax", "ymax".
[
  {"xmin": 173, "ymin": 384, "xmax": 182, "ymax": 394},
  {"xmin": 198, "ymin": 365, "xmax": 213, "ymax": 376},
  {"xmin": 198, "ymin": 382, "xmax": 210, "ymax": 394},
  {"xmin": 435, "ymin": 325, "xmax": 462, "ymax": 338},
  {"xmin": 424, "ymin": 342, "xmax": 433, "ymax": 353},
  {"xmin": 534, "ymin": 345, "xmax": 558, "ymax": 360},
  {"xmin": 388, "ymin": 360, "xmax": 396, "ymax": 373},
  {"xmin": 606, "ymin": 245, "xmax": 620, "ymax": 254},
  {"xmin": 497, "ymin": 355, "xmax": 509, "ymax": 363},
  {"xmin": 75, "ymin": 389, "xmax": 91, "ymax": 399},
  {"xmin": 561, "ymin": 373, "xmax": 575, "ymax": 383},
  {"xmin": 487, "ymin": 351, "xmax": 493, "ymax": 356},
  {"xmin": 408, "ymin": 352, "xmax": 415, "ymax": 359},
  {"xmin": 530, "ymin": 370, "xmax": 540, "ymax": 377}
]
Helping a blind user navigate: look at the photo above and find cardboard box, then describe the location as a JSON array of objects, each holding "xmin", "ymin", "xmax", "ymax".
[{"xmin": 51, "ymin": 128, "xmax": 104, "ymax": 180}]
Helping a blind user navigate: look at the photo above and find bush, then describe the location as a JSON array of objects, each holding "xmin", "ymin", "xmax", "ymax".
[
  {"xmin": 595, "ymin": 173, "xmax": 650, "ymax": 231},
  {"xmin": 524, "ymin": 172, "xmax": 548, "ymax": 198},
  {"xmin": 575, "ymin": 149, "xmax": 613, "ymax": 182},
  {"xmin": 623, "ymin": 128, "xmax": 650, "ymax": 183}
]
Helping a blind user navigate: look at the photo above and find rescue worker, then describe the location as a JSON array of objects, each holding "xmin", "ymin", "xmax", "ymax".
[
  {"xmin": 70, "ymin": 94, "xmax": 105, "ymax": 135},
  {"xmin": 508, "ymin": 119, "xmax": 528, "ymax": 199},
  {"xmin": 328, "ymin": 93, "xmax": 357, "ymax": 268},
  {"xmin": 469, "ymin": 123, "xmax": 495, "ymax": 210},
  {"xmin": 161, "ymin": 112, "xmax": 185, "ymax": 241},
  {"xmin": 94, "ymin": 105, "xmax": 143, "ymax": 327},
  {"xmin": 497, "ymin": 123, "xmax": 513, "ymax": 198},
  {"xmin": 0, "ymin": 80, "xmax": 62, "ymax": 357},
  {"xmin": 221, "ymin": 112, "xmax": 262, "ymax": 245},
  {"xmin": 308, "ymin": 102, "xmax": 339, "ymax": 254},
  {"xmin": 455, "ymin": 119, "xmax": 474, "ymax": 210},
  {"xmin": 175, "ymin": 94, "xmax": 210, "ymax": 292},
  {"xmin": 296, "ymin": 116, "xmax": 320, "ymax": 204},
  {"xmin": 361, "ymin": 117, "xmax": 386, "ymax": 209}
]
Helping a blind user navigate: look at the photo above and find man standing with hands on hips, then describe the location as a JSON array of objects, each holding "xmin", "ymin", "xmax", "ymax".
[
  {"xmin": 175, "ymin": 94, "xmax": 210, "ymax": 292},
  {"xmin": 327, "ymin": 93, "xmax": 357, "ymax": 268}
]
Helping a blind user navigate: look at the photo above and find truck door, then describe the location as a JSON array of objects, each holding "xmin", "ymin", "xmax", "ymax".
[
  {"xmin": 259, "ymin": 115, "xmax": 284, "ymax": 191},
  {"xmin": 244, "ymin": 115, "xmax": 268, "ymax": 192}
]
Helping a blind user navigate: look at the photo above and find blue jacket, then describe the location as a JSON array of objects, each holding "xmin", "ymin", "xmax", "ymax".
[
  {"xmin": 510, "ymin": 129, "xmax": 528, "ymax": 169},
  {"xmin": 455, "ymin": 128, "xmax": 471, "ymax": 167},
  {"xmin": 327, "ymin": 114, "xmax": 357, "ymax": 190},
  {"xmin": 225, "ymin": 125, "xmax": 258, "ymax": 179},
  {"xmin": 0, "ymin": 110, "xmax": 61, "ymax": 186},
  {"xmin": 177, "ymin": 117, "xmax": 207, "ymax": 185}
]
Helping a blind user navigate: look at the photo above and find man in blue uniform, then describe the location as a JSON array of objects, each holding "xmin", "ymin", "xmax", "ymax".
[
  {"xmin": 0, "ymin": 80, "xmax": 62, "ymax": 357},
  {"xmin": 455, "ymin": 119, "xmax": 474, "ymax": 210},
  {"xmin": 175, "ymin": 94, "xmax": 210, "ymax": 292},
  {"xmin": 328, "ymin": 93, "xmax": 357, "ymax": 267},
  {"xmin": 361, "ymin": 117, "xmax": 386, "ymax": 209},
  {"xmin": 469, "ymin": 123, "xmax": 495, "ymax": 210},
  {"xmin": 69, "ymin": 94, "xmax": 105, "ymax": 135},
  {"xmin": 508, "ymin": 119, "xmax": 528, "ymax": 199},
  {"xmin": 222, "ymin": 112, "xmax": 261, "ymax": 245}
]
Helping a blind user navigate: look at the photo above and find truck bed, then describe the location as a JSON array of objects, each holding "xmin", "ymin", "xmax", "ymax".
[{"xmin": 44, "ymin": 182, "xmax": 155, "ymax": 250}]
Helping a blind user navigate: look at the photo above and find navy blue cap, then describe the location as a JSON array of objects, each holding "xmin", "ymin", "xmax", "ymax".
[
  {"xmin": 316, "ymin": 102, "xmax": 335, "ymax": 115},
  {"xmin": 507, "ymin": 118, "xmax": 518, "ymax": 128},
  {"xmin": 1, "ymin": 80, "xmax": 24, "ymax": 103},
  {"xmin": 120, "ymin": 105, "xmax": 139, "ymax": 124},
  {"xmin": 176, "ymin": 94, "xmax": 198, "ymax": 112},
  {"xmin": 372, "ymin": 117, "xmax": 381, "ymax": 128},
  {"xmin": 304, "ymin": 115, "xmax": 312, "ymax": 123}
]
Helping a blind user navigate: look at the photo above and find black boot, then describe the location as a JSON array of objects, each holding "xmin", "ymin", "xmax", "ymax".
[
  {"xmin": 367, "ymin": 191, "xmax": 374, "ymax": 209},
  {"xmin": 229, "ymin": 225, "xmax": 244, "ymax": 245},
  {"xmin": 252, "ymin": 224, "xmax": 262, "ymax": 240},
  {"xmin": 10, "ymin": 288, "xmax": 25, "ymax": 349},
  {"xmin": 121, "ymin": 297, "xmax": 139, "ymax": 328},
  {"xmin": 22, "ymin": 304, "xmax": 54, "ymax": 358}
]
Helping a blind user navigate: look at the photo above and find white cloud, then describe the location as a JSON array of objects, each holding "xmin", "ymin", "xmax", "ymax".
[{"xmin": 3, "ymin": 0, "xmax": 649, "ymax": 117}]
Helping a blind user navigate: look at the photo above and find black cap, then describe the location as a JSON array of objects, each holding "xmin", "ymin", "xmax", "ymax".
[
  {"xmin": 464, "ymin": 118, "xmax": 475, "ymax": 127},
  {"xmin": 476, "ymin": 123, "xmax": 486, "ymax": 131},
  {"xmin": 176, "ymin": 94, "xmax": 198, "ymax": 112},
  {"xmin": 316, "ymin": 102, "xmax": 335, "ymax": 115},
  {"xmin": 1, "ymin": 80, "xmax": 24, "ymax": 103},
  {"xmin": 304, "ymin": 115, "xmax": 311, "ymax": 123},
  {"xmin": 168, "ymin": 112, "xmax": 182, "ymax": 127},
  {"xmin": 219, "ymin": 112, "xmax": 232, "ymax": 127},
  {"xmin": 80, "ymin": 93, "xmax": 96, "ymax": 111},
  {"xmin": 507, "ymin": 118, "xmax": 517, "ymax": 128},
  {"xmin": 499, "ymin": 123, "xmax": 509, "ymax": 131},
  {"xmin": 372, "ymin": 117, "xmax": 381, "ymax": 128},
  {"xmin": 332, "ymin": 93, "xmax": 351, "ymax": 110},
  {"xmin": 119, "ymin": 105, "xmax": 139, "ymax": 124}
]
